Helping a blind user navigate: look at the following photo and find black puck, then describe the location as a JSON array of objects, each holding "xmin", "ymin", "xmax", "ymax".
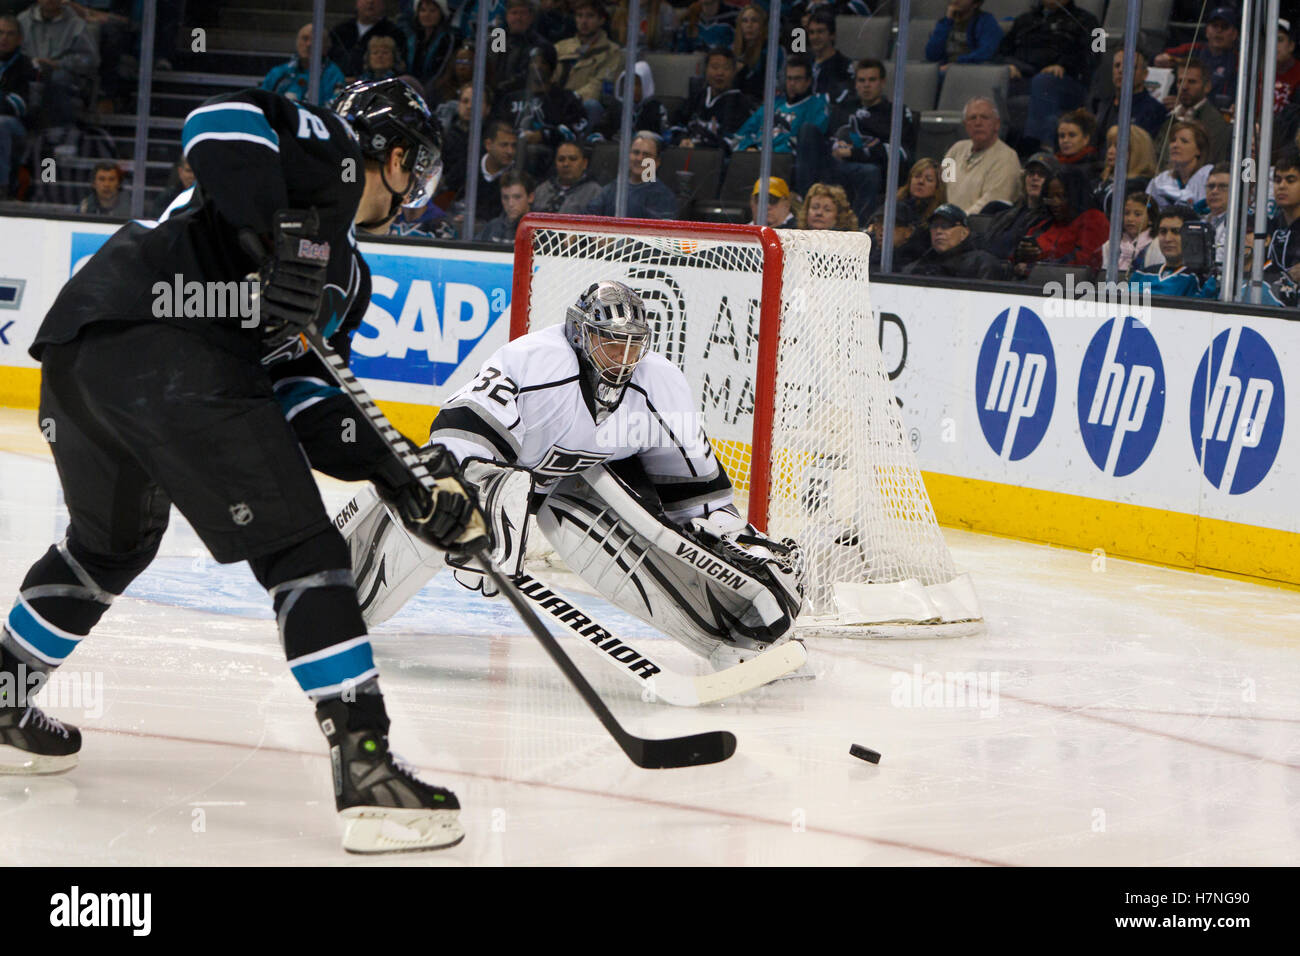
[{"xmin": 849, "ymin": 744, "xmax": 881, "ymax": 764}]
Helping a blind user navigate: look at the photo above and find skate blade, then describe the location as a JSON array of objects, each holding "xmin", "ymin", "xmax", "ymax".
[
  {"xmin": 0, "ymin": 745, "xmax": 79, "ymax": 775},
  {"xmin": 339, "ymin": 807, "xmax": 465, "ymax": 854}
]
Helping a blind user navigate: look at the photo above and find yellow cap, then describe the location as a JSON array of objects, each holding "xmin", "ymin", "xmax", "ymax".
[{"xmin": 752, "ymin": 176, "xmax": 790, "ymax": 198}]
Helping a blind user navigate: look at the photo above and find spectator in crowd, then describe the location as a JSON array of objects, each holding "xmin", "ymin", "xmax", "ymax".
[
  {"xmin": 866, "ymin": 203, "xmax": 925, "ymax": 270},
  {"xmin": 1055, "ymin": 108, "xmax": 1101, "ymax": 180},
  {"xmin": 1130, "ymin": 204, "xmax": 1217, "ymax": 298},
  {"xmin": 489, "ymin": 0, "xmax": 548, "ymax": 95},
  {"xmin": 1260, "ymin": 149, "xmax": 1300, "ymax": 306},
  {"xmin": 535, "ymin": 0, "xmax": 575, "ymax": 44},
  {"xmin": 78, "ymin": 160, "xmax": 127, "ymax": 216},
  {"xmin": 388, "ymin": 194, "xmax": 453, "ymax": 237},
  {"xmin": 731, "ymin": 54, "xmax": 828, "ymax": 195},
  {"xmin": 1009, "ymin": 165, "xmax": 1106, "ymax": 275},
  {"xmin": 498, "ymin": 41, "xmax": 588, "ymax": 177},
  {"xmin": 1155, "ymin": 5, "xmax": 1238, "ymax": 109},
  {"xmin": 670, "ymin": 46, "xmax": 753, "ymax": 149},
  {"xmin": 150, "ymin": 153, "xmax": 195, "ymax": 218},
  {"xmin": 925, "ymin": 0, "xmax": 1002, "ymax": 72},
  {"xmin": 825, "ymin": 58, "xmax": 916, "ymax": 221},
  {"xmin": 904, "ymin": 202, "xmax": 1002, "ymax": 279},
  {"xmin": 732, "ymin": 2, "xmax": 782, "ymax": 100},
  {"xmin": 998, "ymin": 0, "xmax": 1101, "ymax": 155},
  {"xmin": 675, "ymin": 0, "xmax": 736, "ymax": 53},
  {"xmin": 593, "ymin": 60, "xmax": 670, "ymax": 141},
  {"xmin": 611, "ymin": 0, "xmax": 678, "ymax": 51},
  {"xmin": 1100, "ymin": 190, "xmax": 1163, "ymax": 276},
  {"xmin": 533, "ymin": 139, "xmax": 604, "ymax": 211},
  {"xmin": 586, "ymin": 130, "xmax": 677, "ymax": 217},
  {"xmin": 805, "ymin": 9, "xmax": 853, "ymax": 104},
  {"xmin": 329, "ymin": 0, "xmax": 406, "ymax": 79},
  {"xmin": 441, "ymin": 82, "xmax": 492, "ymax": 194},
  {"xmin": 18, "ymin": 0, "xmax": 97, "ymax": 127},
  {"xmin": 798, "ymin": 181, "xmax": 856, "ymax": 230},
  {"xmin": 1093, "ymin": 123, "xmax": 1157, "ymax": 211},
  {"xmin": 1154, "ymin": 58, "xmax": 1229, "ymax": 169},
  {"xmin": 1147, "ymin": 120, "xmax": 1212, "ymax": 208},
  {"xmin": 0, "ymin": 14, "xmax": 36, "ymax": 199},
  {"xmin": 1091, "ymin": 50, "xmax": 1168, "ymax": 148},
  {"xmin": 1203, "ymin": 162, "xmax": 1230, "ymax": 268},
  {"xmin": 1274, "ymin": 18, "xmax": 1300, "ymax": 114},
  {"xmin": 435, "ymin": 43, "xmax": 495, "ymax": 104},
  {"xmin": 555, "ymin": 0, "xmax": 624, "ymax": 128},
  {"xmin": 67, "ymin": 0, "xmax": 137, "ymax": 111},
  {"xmin": 982, "ymin": 150, "xmax": 1054, "ymax": 262},
  {"xmin": 359, "ymin": 33, "xmax": 404, "ymax": 82},
  {"xmin": 749, "ymin": 175, "xmax": 797, "ymax": 228},
  {"xmin": 897, "ymin": 155, "xmax": 947, "ymax": 221},
  {"xmin": 450, "ymin": 0, "xmax": 510, "ymax": 40},
  {"xmin": 477, "ymin": 170, "xmax": 535, "ymax": 243},
  {"xmin": 943, "ymin": 96, "xmax": 1022, "ymax": 214},
  {"xmin": 262, "ymin": 24, "xmax": 347, "ymax": 105},
  {"xmin": 404, "ymin": 0, "xmax": 458, "ymax": 96},
  {"xmin": 467, "ymin": 118, "xmax": 518, "ymax": 223}
]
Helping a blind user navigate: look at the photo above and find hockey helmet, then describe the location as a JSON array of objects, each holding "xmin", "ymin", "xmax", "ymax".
[
  {"xmin": 332, "ymin": 78, "xmax": 443, "ymax": 215},
  {"xmin": 565, "ymin": 281, "xmax": 651, "ymax": 410}
]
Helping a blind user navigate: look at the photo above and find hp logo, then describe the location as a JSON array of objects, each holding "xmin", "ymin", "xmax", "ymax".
[
  {"xmin": 976, "ymin": 306, "xmax": 1056, "ymax": 460},
  {"xmin": 1077, "ymin": 316, "xmax": 1165, "ymax": 477},
  {"xmin": 1190, "ymin": 326, "xmax": 1285, "ymax": 495}
]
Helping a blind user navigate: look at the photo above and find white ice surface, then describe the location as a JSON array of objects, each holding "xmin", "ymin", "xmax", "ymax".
[{"xmin": 1, "ymin": 410, "xmax": 1298, "ymax": 866}]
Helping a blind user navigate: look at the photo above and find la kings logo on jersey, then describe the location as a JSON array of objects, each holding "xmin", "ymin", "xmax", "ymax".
[{"xmin": 535, "ymin": 446, "xmax": 609, "ymax": 477}]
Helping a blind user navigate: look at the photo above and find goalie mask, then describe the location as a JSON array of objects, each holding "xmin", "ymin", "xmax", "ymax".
[{"xmin": 564, "ymin": 281, "xmax": 651, "ymax": 415}]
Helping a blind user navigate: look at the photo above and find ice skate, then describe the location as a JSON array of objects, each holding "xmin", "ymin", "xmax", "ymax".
[{"xmin": 0, "ymin": 705, "xmax": 81, "ymax": 775}]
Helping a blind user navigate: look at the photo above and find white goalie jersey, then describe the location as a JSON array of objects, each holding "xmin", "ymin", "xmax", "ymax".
[{"xmin": 431, "ymin": 324, "xmax": 736, "ymax": 521}]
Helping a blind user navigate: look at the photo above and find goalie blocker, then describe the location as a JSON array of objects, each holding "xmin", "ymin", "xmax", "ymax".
[{"xmin": 336, "ymin": 456, "xmax": 807, "ymax": 669}]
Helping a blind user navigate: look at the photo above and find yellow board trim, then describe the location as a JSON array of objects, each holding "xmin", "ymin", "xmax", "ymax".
[{"xmin": 4, "ymin": 364, "xmax": 1297, "ymax": 588}]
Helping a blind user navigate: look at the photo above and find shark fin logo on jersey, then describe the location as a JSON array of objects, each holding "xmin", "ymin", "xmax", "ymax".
[
  {"xmin": 1189, "ymin": 326, "xmax": 1285, "ymax": 495},
  {"xmin": 975, "ymin": 306, "xmax": 1056, "ymax": 461},
  {"xmin": 535, "ymin": 446, "xmax": 610, "ymax": 477},
  {"xmin": 1077, "ymin": 316, "xmax": 1165, "ymax": 477}
]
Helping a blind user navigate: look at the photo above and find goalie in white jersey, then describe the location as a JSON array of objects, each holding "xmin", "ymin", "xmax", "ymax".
[{"xmin": 337, "ymin": 280, "xmax": 806, "ymax": 669}]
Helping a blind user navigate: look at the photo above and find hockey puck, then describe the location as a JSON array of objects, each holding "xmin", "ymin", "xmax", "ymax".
[{"xmin": 849, "ymin": 744, "xmax": 881, "ymax": 764}]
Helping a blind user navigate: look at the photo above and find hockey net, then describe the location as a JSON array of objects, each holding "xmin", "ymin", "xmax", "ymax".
[{"xmin": 512, "ymin": 214, "xmax": 982, "ymax": 637}]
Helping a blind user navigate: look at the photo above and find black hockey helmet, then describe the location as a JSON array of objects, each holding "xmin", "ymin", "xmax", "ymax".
[{"xmin": 332, "ymin": 78, "xmax": 443, "ymax": 219}]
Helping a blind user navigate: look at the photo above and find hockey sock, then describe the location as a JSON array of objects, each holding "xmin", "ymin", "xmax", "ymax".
[{"xmin": 249, "ymin": 528, "xmax": 374, "ymax": 701}]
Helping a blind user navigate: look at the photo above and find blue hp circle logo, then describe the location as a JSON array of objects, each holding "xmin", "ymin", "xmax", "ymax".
[
  {"xmin": 1190, "ymin": 327, "xmax": 1285, "ymax": 494},
  {"xmin": 1077, "ymin": 316, "xmax": 1165, "ymax": 477},
  {"xmin": 976, "ymin": 306, "xmax": 1056, "ymax": 460}
]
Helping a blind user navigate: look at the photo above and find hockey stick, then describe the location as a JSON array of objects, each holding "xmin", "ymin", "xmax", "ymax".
[
  {"xmin": 511, "ymin": 569, "xmax": 808, "ymax": 707},
  {"xmin": 296, "ymin": 325, "xmax": 736, "ymax": 769}
]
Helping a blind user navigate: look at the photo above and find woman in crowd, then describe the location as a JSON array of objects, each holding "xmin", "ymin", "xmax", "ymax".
[
  {"xmin": 798, "ymin": 182, "xmax": 858, "ymax": 230},
  {"xmin": 896, "ymin": 157, "xmax": 947, "ymax": 222},
  {"xmin": 1093, "ymin": 123, "xmax": 1158, "ymax": 212},
  {"xmin": 675, "ymin": 0, "xmax": 736, "ymax": 52},
  {"xmin": 612, "ymin": 0, "xmax": 679, "ymax": 50},
  {"xmin": 1055, "ymin": 108, "xmax": 1102, "ymax": 180},
  {"xmin": 1100, "ymin": 190, "xmax": 1164, "ymax": 275},
  {"xmin": 1147, "ymin": 120, "xmax": 1213, "ymax": 208},
  {"xmin": 359, "ymin": 34, "xmax": 404, "ymax": 83},
  {"xmin": 405, "ymin": 0, "xmax": 458, "ymax": 97},
  {"xmin": 983, "ymin": 151, "xmax": 1055, "ymax": 262},
  {"xmin": 733, "ymin": 3, "xmax": 783, "ymax": 100},
  {"xmin": 1010, "ymin": 165, "xmax": 1107, "ymax": 276},
  {"xmin": 436, "ymin": 44, "xmax": 493, "ymax": 104},
  {"xmin": 151, "ymin": 153, "xmax": 195, "ymax": 218}
]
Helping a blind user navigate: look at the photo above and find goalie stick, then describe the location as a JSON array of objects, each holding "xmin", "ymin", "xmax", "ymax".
[
  {"xmin": 511, "ymin": 569, "xmax": 808, "ymax": 706},
  {"xmin": 294, "ymin": 323, "xmax": 736, "ymax": 769}
]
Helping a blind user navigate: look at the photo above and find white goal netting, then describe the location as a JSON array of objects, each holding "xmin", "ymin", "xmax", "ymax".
[{"xmin": 516, "ymin": 218, "xmax": 982, "ymax": 637}]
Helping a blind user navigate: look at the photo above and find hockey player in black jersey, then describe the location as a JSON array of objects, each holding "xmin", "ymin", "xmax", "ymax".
[{"xmin": 0, "ymin": 79, "xmax": 484, "ymax": 853}]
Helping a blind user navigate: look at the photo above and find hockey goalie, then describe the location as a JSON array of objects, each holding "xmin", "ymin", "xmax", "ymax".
[{"xmin": 337, "ymin": 280, "xmax": 808, "ymax": 673}]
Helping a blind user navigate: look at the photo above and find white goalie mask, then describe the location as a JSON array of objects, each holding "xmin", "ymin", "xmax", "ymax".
[{"xmin": 564, "ymin": 281, "xmax": 651, "ymax": 414}]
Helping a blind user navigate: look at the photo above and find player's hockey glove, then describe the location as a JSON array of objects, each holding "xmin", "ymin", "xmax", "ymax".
[
  {"xmin": 371, "ymin": 444, "xmax": 492, "ymax": 554},
  {"xmin": 239, "ymin": 209, "xmax": 330, "ymax": 348}
]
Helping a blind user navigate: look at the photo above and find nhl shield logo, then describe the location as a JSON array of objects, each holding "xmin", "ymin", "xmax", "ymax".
[{"xmin": 229, "ymin": 502, "xmax": 254, "ymax": 526}]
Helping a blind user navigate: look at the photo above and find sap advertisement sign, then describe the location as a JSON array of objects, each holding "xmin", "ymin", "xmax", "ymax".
[
  {"xmin": 870, "ymin": 281, "xmax": 1296, "ymax": 540},
  {"xmin": 350, "ymin": 248, "xmax": 511, "ymax": 391}
]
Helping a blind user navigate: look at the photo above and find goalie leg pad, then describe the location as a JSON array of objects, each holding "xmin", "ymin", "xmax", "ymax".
[
  {"xmin": 535, "ymin": 468, "xmax": 801, "ymax": 659},
  {"xmin": 336, "ymin": 486, "xmax": 446, "ymax": 626}
]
